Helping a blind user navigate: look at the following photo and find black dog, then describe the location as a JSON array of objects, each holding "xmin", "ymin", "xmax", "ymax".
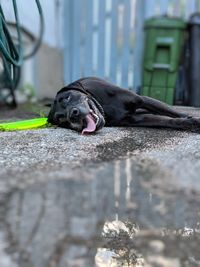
[{"xmin": 48, "ymin": 77, "xmax": 200, "ymax": 134}]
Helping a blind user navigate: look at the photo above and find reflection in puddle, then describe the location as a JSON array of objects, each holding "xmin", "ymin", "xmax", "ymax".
[
  {"xmin": 96, "ymin": 160, "xmax": 143, "ymax": 266},
  {"xmin": 125, "ymin": 156, "xmax": 137, "ymax": 210},
  {"xmin": 114, "ymin": 161, "xmax": 120, "ymax": 221},
  {"xmin": 1, "ymin": 156, "xmax": 200, "ymax": 266},
  {"xmin": 95, "ymin": 220, "xmax": 144, "ymax": 267},
  {"xmin": 95, "ymin": 220, "xmax": 200, "ymax": 267}
]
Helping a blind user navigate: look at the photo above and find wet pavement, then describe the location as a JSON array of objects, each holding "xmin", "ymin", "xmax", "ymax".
[{"xmin": 0, "ymin": 106, "xmax": 200, "ymax": 267}]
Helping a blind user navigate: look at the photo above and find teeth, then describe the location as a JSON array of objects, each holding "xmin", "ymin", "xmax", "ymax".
[
  {"xmin": 94, "ymin": 115, "xmax": 99, "ymax": 125},
  {"xmin": 93, "ymin": 113, "xmax": 99, "ymax": 125},
  {"xmin": 89, "ymin": 109, "xmax": 99, "ymax": 125}
]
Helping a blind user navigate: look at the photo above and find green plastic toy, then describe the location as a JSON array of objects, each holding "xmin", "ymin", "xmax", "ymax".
[{"xmin": 0, "ymin": 117, "xmax": 49, "ymax": 131}]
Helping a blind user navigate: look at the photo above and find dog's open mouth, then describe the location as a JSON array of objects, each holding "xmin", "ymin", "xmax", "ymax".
[{"xmin": 82, "ymin": 110, "xmax": 99, "ymax": 134}]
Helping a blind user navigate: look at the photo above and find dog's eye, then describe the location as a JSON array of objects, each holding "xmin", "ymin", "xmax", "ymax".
[
  {"xmin": 65, "ymin": 95, "xmax": 70, "ymax": 102},
  {"xmin": 58, "ymin": 95, "xmax": 70, "ymax": 103}
]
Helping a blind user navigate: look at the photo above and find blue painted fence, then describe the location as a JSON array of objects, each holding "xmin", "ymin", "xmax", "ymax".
[{"xmin": 63, "ymin": 0, "xmax": 200, "ymax": 90}]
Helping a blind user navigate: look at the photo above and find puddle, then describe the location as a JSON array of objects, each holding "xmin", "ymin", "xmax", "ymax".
[{"xmin": 1, "ymin": 156, "xmax": 200, "ymax": 267}]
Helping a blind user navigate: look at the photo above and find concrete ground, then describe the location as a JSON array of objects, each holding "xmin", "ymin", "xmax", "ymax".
[{"xmin": 0, "ymin": 105, "xmax": 200, "ymax": 267}]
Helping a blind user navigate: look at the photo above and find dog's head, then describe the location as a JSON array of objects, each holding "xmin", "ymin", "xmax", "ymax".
[{"xmin": 48, "ymin": 88, "xmax": 105, "ymax": 134}]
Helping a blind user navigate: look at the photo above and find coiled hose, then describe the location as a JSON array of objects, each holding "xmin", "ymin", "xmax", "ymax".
[{"xmin": 0, "ymin": 0, "xmax": 44, "ymax": 106}]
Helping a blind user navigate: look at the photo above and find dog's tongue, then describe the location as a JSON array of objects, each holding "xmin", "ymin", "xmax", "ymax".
[{"xmin": 82, "ymin": 114, "xmax": 96, "ymax": 134}]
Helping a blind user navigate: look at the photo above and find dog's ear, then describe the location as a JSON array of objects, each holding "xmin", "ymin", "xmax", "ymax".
[{"xmin": 47, "ymin": 99, "xmax": 57, "ymax": 123}]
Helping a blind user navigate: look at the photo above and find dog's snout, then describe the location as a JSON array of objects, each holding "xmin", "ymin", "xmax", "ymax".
[
  {"xmin": 55, "ymin": 112, "xmax": 65, "ymax": 120},
  {"xmin": 70, "ymin": 107, "xmax": 79, "ymax": 118}
]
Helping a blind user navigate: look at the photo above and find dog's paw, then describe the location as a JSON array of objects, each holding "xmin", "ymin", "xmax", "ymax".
[{"xmin": 189, "ymin": 117, "xmax": 200, "ymax": 133}]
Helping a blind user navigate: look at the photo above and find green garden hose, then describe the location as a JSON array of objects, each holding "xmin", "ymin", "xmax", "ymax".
[
  {"xmin": 0, "ymin": 0, "xmax": 43, "ymax": 65},
  {"xmin": 0, "ymin": 0, "xmax": 43, "ymax": 106}
]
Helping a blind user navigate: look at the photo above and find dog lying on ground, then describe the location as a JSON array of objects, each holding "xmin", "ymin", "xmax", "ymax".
[{"xmin": 48, "ymin": 77, "xmax": 200, "ymax": 134}]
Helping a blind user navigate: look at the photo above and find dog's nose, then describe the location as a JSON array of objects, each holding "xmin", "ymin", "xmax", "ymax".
[
  {"xmin": 55, "ymin": 112, "xmax": 65, "ymax": 120},
  {"xmin": 70, "ymin": 107, "xmax": 79, "ymax": 118}
]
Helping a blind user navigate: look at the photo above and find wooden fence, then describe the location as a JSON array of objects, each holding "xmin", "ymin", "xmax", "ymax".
[{"xmin": 63, "ymin": 0, "xmax": 200, "ymax": 90}]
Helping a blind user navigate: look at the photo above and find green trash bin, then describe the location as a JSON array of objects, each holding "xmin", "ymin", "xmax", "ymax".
[{"xmin": 141, "ymin": 16, "xmax": 186, "ymax": 105}]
